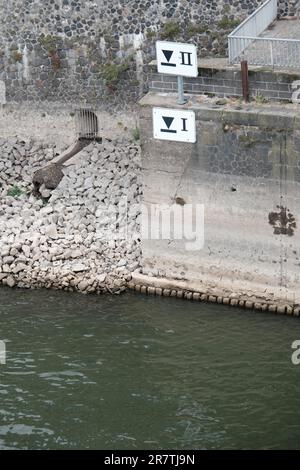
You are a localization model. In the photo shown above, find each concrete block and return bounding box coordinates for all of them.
[245,301,254,309]
[277,305,287,315]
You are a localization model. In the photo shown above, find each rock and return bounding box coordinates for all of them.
[72,264,89,273]
[77,280,89,291]
[22,245,31,257]
[12,263,27,274]
[117,259,127,267]
[84,177,94,189]
[33,163,64,194]
[45,225,58,238]
[0,136,141,295]
[2,264,11,273]
[6,276,15,288]
[97,273,107,283]
[40,185,52,199]
[1,246,10,257]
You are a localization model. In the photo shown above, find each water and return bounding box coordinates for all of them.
[0,287,300,450]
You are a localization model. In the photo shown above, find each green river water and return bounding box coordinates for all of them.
[0,287,300,450]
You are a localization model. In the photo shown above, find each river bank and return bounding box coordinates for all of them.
[0,135,141,294]
[1,103,300,316]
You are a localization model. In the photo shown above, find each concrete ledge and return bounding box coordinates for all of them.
[128,273,300,317]
[140,92,300,130]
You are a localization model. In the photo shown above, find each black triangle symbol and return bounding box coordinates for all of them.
[163,116,174,129]
[162,50,173,63]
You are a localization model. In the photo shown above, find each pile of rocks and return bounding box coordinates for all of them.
[0,136,142,294]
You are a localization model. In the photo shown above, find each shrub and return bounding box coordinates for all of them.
[132,127,140,141]
[7,185,24,198]
[161,21,181,40]
[218,17,240,30]
[11,50,22,63]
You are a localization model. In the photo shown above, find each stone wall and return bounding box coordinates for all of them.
[0,0,273,107]
[139,93,300,309]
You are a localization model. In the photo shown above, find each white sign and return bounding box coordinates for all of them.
[153,108,196,143]
[156,41,198,77]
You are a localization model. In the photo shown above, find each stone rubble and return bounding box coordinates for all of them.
[0,136,142,294]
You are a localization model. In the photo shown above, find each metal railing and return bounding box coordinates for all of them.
[229,36,300,68]
[228,0,285,66]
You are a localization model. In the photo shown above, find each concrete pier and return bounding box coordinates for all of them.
[139,93,300,309]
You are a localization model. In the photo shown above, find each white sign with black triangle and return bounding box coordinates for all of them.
[156,41,198,77]
[153,107,196,143]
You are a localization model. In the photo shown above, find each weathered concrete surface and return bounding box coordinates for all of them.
[261,19,300,40]
[0,104,137,149]
[139,93,300,306]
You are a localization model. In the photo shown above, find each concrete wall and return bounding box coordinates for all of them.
[139,93,300,307]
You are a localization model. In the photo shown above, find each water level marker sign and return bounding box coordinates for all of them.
[153,108,196,143]
[156,41,198,78]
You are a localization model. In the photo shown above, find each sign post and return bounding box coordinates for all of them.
[153,108,196,144]
[177,76,186,105]
[156,41,198,105]
[153,40,198,143]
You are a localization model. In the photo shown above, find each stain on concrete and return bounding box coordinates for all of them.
[175,197,186,206]
[268,206,297,236]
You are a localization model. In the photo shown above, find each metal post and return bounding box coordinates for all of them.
[270,41,274,68]
[241,60,249,103]
[177,76,187,105]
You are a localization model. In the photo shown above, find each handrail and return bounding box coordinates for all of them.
[228,0,277,38]
[228,0,278,65]
[233,36,300,43]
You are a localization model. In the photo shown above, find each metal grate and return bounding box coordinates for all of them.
[75,108,99,140]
